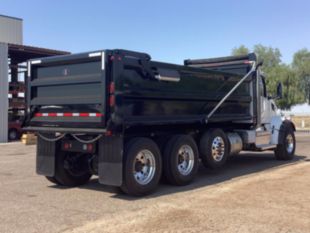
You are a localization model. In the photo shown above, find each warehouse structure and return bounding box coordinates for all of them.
[0,15,69,142]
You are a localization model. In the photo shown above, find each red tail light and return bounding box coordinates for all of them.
[87,144,93,152]
[109,82,115,94]
[109,95,115,107]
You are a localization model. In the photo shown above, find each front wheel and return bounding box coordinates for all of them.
[121,138,162,196]
[274,125,296,160]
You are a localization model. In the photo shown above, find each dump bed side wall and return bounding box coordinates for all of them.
[112,55,255,128]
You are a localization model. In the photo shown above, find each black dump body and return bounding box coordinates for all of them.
[24,50,257,134]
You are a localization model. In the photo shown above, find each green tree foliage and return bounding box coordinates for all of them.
[270,65,304,109]
[292,48,310,103]
[231,45,249,56]
[253,44,281,69]
[232,45,306,109]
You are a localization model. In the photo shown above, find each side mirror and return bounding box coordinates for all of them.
[276,82,282,99]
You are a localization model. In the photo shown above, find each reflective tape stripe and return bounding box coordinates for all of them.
[35,113,103,117]
[79,113,89,117]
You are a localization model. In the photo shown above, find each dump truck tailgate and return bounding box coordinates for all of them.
[26,51,107,131]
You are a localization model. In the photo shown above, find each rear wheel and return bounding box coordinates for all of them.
[163,135,199,185]
[45,176,61,185]
[199,129,229,169]
[54,151,92,186]
[274,125,296,160]
[121,138,162,196]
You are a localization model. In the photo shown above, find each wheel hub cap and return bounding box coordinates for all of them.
[286,134,294,154]
[133,150,156,185]
[177,145,194,176]
[211,136,225,162]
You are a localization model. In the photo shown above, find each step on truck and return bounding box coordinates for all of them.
[24,50,296,196]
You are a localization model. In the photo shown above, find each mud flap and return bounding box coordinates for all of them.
[98,136,123,186]
[36,136,56,177]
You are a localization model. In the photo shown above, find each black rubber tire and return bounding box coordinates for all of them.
[199,129,229,169]
[274,125,296,160]
[8,129,19,141]
[163,135,199,186]
[121,137,162,196]
[54,151,92,186]
[45,176,61,185]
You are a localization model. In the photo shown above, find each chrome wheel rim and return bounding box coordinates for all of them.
[133,150,156,185]
[177,145,195,176]
[212,136,225,162]
[286,134,294,154]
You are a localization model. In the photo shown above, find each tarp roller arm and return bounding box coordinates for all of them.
[205,61,257,123]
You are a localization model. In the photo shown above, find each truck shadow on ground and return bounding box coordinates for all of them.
[50,152,307,200]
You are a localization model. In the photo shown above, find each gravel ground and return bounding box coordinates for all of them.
[0,134,309,233]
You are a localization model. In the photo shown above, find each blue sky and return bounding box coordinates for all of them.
[1,0,310,64]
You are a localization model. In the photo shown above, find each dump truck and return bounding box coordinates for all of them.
[23,50,296,196]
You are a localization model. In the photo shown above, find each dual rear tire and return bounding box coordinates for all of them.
[121,136,199,196]
[199,129,229,169]
[45,151,92,187]
[121,138,162,196]
[163,135,199,186]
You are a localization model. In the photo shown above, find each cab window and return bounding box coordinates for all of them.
[259,75,267,97]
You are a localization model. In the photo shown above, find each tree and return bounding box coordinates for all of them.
[292,48,310,103]
[231,45,306,109]
[231,44,282,68]
[231,45,249,56]
[251,45,283,101]
[253,44,282,69]
[270,65,304,109]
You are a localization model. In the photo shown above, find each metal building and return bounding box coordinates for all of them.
[0,15,69,143]
[0,15,23,45]
[0,15,21,142]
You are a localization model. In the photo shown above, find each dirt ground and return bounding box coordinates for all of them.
[0,133,309,233]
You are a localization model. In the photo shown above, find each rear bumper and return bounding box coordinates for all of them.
[23,126,106,134]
